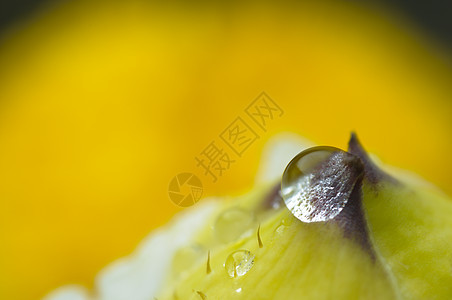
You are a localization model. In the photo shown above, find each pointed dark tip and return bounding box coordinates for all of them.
[261,183,283,210]
[348,132,396,185]
[332,175,375,260]
[348,132,365,159]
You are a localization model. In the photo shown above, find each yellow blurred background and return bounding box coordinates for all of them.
[0,0,451,299]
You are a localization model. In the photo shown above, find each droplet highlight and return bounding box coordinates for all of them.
[281,146,361,223]
[224,250,255,278]
[274,223,287,236]
[214,208,254,243]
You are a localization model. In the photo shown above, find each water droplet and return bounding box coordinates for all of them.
[235,288,242,293]
[281,146,360,223]
[281,215,294,226]
[274,223,287,235]
[224,250,255,278]
[214,208,254,243]
[171,244,204,275]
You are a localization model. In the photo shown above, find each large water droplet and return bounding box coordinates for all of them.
[214,208,254,243]
[281,146,361,223]
[224,250,255,278]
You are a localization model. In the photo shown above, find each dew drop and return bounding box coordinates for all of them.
[214,208,254,243]
[281,146,360,223]
[274,223,287,235]
[171,244,204,275]
[281,215,294,226]
[224,250,255,278]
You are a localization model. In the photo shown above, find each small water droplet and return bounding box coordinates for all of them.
[235,287,242,293]
[281,146,358,223]
[214,208,254,243]
[281,216,294,226]
[274,223,287,235]
[171,244,204,275]
[224,250,255,278]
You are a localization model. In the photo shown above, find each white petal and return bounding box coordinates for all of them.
[95,200,219,300]
[43,285,90,300]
